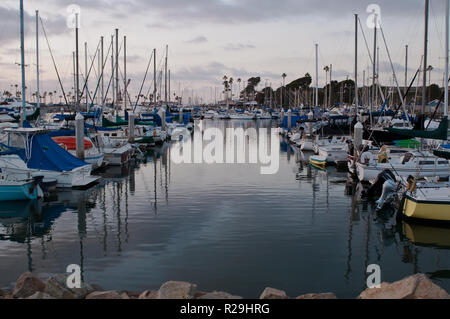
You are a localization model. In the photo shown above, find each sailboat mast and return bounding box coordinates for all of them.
[111,35,114,108]
[36,10,40,110]
[124,35,127,112]
[115,28,119,115]
[315,43,319,107]
[75,13,80,112]
[354,14,358,109]
[153,48,157,107]
[371,14,377,118]
[85,42,88,109]
[405,45,408,96]
[101,36,104,107]
[445,0,449,117]
[422,0,429,128]
[165,45,168,105]
[19,0,26,126]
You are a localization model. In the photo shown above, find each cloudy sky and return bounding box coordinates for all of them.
[0,0,448,103]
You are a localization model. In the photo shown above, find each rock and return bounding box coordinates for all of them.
[158,281,197,299]
[26,292,56,299]
[121,292,131,299]
[0,289,12,299]
[296,293,337,299]
[13,272,45,298]
[139,290,158,299]
[197,291,243,300]
[358,274,450,299]
[123,291,141,299]
[85,291,121,299]
[44,274,95,299]
[260,287,289,299]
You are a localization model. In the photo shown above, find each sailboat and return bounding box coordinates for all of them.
[396,0,450,223]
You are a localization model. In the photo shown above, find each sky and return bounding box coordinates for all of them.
[0,0,448,104]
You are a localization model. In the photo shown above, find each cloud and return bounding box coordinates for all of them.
[185,36,208,44]
[223,43,255,51]
[0,6,68,44]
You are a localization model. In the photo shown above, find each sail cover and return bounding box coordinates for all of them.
[386,117,448,140]
[19,133,88,172]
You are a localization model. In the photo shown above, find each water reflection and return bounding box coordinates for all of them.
[0,121,449,298]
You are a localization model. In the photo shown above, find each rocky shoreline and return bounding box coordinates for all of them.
[1,272,449,299]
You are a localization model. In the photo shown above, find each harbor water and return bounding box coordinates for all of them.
[0,120,449,298]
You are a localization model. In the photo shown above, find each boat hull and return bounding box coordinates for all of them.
[0,181,39,201]
[402,195,450,222]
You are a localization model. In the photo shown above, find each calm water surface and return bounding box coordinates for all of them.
[0,120,449,298]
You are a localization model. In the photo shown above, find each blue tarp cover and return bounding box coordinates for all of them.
[19,134,88,172]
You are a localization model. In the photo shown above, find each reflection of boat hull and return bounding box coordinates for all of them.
[309,155,327,169]
[403,222,450,248]
[401,194,450,222]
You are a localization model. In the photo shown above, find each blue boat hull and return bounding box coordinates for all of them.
[0,182,39,202]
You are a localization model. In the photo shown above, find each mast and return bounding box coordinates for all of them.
[85,42,88,109]
[329,64,333,108]
[19,0,26,126]
[73,52,76,105]
[405,45,408,96]
[371,13,377,122]
[115,28,119,115]
[75,13,80,112]
[36,10,40,110]
[165,45,168,105]
[445,0,449,117]
[101,36,104,107]
[315,43,319,107]
[124,35,127,112]
[111,35,114,108]
[153,48,157,107]
[422,0,429,129]
[355,14,358,109]
[169,69,171,104]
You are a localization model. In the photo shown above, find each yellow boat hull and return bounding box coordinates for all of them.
[402,195,450,222]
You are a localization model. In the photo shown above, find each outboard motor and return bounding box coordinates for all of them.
[365,169,396,198]
[375,178,399,211]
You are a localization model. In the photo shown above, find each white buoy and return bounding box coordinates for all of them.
[128,112,136,142]
[354,121,363,151]
[75,113,85,160]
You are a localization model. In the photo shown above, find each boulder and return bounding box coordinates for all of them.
[13,272,45,299]
[358,274,450,299]
[26,292,56,299]
[197,291,243,300]
[0,289,12,299]
[44,274,95,299]
[139,290,158,299]
[158,281,197,299]
[296,293,337,299]
[260,287,289,299]
[85,291,121,299]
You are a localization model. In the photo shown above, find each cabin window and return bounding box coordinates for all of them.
[419,161,434,165]
[112,133,117,137]
[438,161,449,165]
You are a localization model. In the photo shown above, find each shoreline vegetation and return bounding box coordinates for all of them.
[0,272,448,299]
